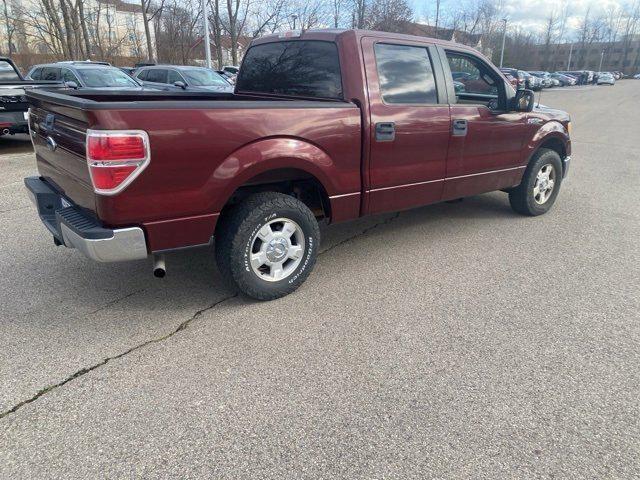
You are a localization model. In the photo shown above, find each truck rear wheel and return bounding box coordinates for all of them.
[509,148,563,216]
[215,192,320,300]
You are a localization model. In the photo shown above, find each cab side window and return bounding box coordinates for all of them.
[445,51,504,109]
[62,69,80,84]
[41,67,61,81]
[167,70,184,84]
[29,68,42,80]
[146,69,168,84]
[137,69,148,81]
[374,43,438,104]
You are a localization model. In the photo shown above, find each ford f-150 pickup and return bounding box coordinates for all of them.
[24,29,572,300]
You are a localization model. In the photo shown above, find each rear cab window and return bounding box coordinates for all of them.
[236,40,343,100]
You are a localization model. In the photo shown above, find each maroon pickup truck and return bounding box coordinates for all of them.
[25,29,571,300]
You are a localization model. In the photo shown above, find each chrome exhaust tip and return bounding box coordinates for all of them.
[153,254,166,278]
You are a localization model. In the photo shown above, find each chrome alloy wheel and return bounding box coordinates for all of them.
[250,218,305,282]
[533,163,556,205]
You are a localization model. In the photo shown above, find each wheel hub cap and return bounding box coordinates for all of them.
[533,163,556,205]
[266,238,288,262]
[249,218,305,282]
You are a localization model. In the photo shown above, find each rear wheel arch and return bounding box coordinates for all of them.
[217,167,332,230]
[210,137,340,220]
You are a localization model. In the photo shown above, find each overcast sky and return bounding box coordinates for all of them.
[414,0,628,39]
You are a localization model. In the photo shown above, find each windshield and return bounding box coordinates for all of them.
[77,68,140,87]
[182,69,228,86]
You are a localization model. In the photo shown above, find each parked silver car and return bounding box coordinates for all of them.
[134,65,234,92]
[597,72,615,85]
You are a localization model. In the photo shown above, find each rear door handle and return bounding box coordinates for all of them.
[375,122,395,142]
[452,119,468,136]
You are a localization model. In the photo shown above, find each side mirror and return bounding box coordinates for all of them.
[173,81,186,89]
[513,89,535,112]
[64,81,78,89]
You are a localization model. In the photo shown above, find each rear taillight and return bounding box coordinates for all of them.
[86,130,150,195]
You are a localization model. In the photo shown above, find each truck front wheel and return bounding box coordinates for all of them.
[215,192,320,300]
[509,148,563,216]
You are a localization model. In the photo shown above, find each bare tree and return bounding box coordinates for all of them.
[351,0,367,29]
[367,0,412,32]
[541,9,558,69]
[331,0,343,28]
[140,0,164,62]
[2,0,14,54]
[156,0,200,64]
[250,0,287,37]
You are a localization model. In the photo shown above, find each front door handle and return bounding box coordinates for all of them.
[375,122,395,142]
[452,118,468,136]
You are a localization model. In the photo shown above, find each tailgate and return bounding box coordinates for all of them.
[28,104,95,213]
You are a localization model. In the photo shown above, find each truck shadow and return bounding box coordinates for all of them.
[9,191,519,320]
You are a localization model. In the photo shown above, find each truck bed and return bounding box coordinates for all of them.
[27,89,362,251]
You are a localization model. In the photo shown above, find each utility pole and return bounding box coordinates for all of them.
[291,14,298,30]
[499,18,507,68]
[598,49,605,71]
[567,43,573,70]
[434,0,440,38]
[201,0,212,68]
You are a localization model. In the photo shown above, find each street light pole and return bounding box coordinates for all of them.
[598,49,605,72]
[201,0,212,68]
[567,43,573,70]
[291,14,298,30]
[499,18,507,68]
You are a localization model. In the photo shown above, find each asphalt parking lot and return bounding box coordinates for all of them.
[1,82,639,479]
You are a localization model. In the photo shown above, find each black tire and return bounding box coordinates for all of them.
[215,192,320,300]
[509,148,563,216]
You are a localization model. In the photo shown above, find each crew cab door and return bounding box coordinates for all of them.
[439,48,527,199]
[362,37,450,215]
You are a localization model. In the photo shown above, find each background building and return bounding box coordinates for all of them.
[525,36,640,73]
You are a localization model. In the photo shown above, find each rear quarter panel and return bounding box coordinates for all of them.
[91,104,361,250]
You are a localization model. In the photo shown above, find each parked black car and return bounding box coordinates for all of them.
[134,65,234,92]
[0,57,61,136]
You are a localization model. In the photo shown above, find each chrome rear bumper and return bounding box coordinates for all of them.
[24,176,148,262]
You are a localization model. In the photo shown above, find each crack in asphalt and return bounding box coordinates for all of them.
[87,289,147,315]
[319,212,401,256]
[1,212,399,420]
[0,292,238,420]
